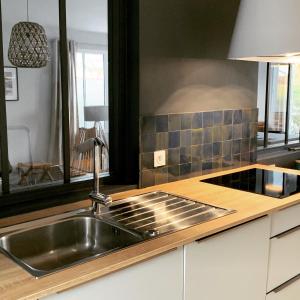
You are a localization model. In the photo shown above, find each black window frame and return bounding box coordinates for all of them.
[0,0,139,217]
[259,62,300,151]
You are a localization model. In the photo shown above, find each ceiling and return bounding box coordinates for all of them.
[1,0,108,33]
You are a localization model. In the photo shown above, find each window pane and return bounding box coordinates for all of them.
[257,63,267,149]
[289,64,300,144]
[267,64,288,147]
[2,0,64,191]
[66,0,109,181]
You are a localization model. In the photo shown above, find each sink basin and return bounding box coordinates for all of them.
[0,215,143,277]
[0,192,235,278]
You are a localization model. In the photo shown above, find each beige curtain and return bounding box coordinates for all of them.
[48,40,79,166]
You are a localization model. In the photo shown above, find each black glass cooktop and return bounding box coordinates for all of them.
[201,168,300,199]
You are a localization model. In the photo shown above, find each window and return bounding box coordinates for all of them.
[70,45,110,180]
[75,46,108,127]
[258,63,300,149]
[0,0,139,214]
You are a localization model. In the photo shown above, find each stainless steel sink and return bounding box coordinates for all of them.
[0,215,143,277]
[0,191,235,278]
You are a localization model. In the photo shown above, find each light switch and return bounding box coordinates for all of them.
[154,150,166,168]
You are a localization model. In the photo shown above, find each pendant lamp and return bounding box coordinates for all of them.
[8,0,50,68]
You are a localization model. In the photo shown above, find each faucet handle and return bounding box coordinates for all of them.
[90,192,112,214]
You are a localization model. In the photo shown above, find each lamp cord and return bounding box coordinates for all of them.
[26,0,29,21]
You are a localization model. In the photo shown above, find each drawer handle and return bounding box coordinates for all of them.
[275,225,300,239]
[273,274,300,293]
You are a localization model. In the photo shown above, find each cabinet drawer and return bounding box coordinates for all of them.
[271,203,300,237]
[266,275,300,300]
[267,226,300,292]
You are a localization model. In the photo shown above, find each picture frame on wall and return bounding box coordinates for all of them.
[4,66,19,101]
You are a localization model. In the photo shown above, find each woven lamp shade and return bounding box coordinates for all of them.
[8,22,50,68]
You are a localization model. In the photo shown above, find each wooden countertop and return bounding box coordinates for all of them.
[1,164,300,300]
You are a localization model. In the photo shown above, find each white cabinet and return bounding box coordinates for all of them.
[44,247,183,300]
[266,275,300,300]
[271,203,300,237]
[267,227,300,292]
[184,217,270,300]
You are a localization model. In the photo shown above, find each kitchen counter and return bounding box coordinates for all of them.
[1,164,300,300]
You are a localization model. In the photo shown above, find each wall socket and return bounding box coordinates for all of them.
[154,150,166,168]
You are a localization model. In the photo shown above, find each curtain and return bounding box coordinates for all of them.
[68,41,79,162]
[48,40,63,165]
[48,40,79,166]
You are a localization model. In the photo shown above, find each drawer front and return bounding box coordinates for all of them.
[271,203,300,237]
[267,226,300,292]
[266,275,300,300]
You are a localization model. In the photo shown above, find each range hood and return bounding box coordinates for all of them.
[229,0,300,63]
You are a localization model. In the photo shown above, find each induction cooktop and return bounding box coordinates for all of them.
[201,168,300,199]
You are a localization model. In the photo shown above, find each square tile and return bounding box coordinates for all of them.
[181,114,192,130]
[241,152,250,162]
[202,160,213,173]
[250,137,257,151]
[223,140,232,157]
[202,143,213,160]
[180,147,191,164]
[156,132,168,150]
[213,142,222,157]
[233,124,242,139]
[250,123,258,138]
[191,145,202,162]
[212,126,222,142]
[233,153,241,164]
[180,130,192,146]
[233,109,242,124]
[203,111,213,128]
[180,163,192,177]
[191,161,202,174]
[203,127,213,144]
[224,110,233,125]
[168,165,180,182]
[141,134,156,153]
[141,169,155,188]
[242,123,250,138]
[222,125,233,141]
[141,116,155,135]
[141,152,154,169]
[168,114,181,131]
[155,167,168,185]
[168,148,180,166]
[192,129,203,145]
[222,155,233,168]
[192,112,203,129]
[250,151,257,162]
[168,131,180,148]
[156,115,168,132]
[213,111,223,125]
[232,139,241,155]
[242,109,252,123]
[241,139,250,153]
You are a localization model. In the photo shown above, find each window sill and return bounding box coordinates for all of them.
[0,183,138,219]
[257,145,300,168]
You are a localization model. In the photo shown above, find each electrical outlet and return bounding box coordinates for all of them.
[154,150,166,168]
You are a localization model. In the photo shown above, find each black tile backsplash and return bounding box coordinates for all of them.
[140,108,258,187]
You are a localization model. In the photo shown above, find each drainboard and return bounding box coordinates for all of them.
[100,191,235,237]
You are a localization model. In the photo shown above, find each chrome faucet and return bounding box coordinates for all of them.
[75,137,112,214]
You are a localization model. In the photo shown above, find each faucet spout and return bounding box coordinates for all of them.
[75,137,112,214]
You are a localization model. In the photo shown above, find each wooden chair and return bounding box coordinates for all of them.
[71,127,98,176]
